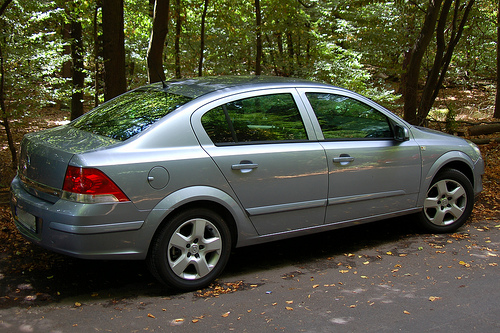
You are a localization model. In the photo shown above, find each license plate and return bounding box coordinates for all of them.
[15,207,37,233]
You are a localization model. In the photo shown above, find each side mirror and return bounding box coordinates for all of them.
[394,124,409,142]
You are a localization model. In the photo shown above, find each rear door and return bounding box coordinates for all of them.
[298,89,422,224]
[192,89,328,235]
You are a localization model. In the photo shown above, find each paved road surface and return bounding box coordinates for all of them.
[1,216,499,332]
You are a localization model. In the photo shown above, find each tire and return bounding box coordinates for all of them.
[417,168,474,233]
[147,208,232,291]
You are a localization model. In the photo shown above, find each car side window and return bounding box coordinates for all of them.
[306,93,393,139]
[202,93,308,145]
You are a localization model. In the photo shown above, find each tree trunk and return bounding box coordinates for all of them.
[469,123,500,136]
[102,0,127,101]
[198,0,209,77]
[147,0,170,83]
[0,0,15,169]
[403,0,443,125]
[174,0,182,79]
[417,0,453,121]
[495,0,500,118]
[93,3,101,107]
[61,23,72,81]
[255,0,262,75]
[70,20,84,120]
[60,22,72,110]
[418,0,475,122]
[0,43,16,169]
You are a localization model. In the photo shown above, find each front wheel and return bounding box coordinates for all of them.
[416,169,474,233]
[147,208,232,291]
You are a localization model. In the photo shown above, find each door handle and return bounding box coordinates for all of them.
[231,163,259,170]
[231,163,258,174]
[333,154,354,165]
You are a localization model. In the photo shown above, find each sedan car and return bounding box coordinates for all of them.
[10,76,484,290]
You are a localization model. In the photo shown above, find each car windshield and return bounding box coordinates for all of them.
[70,88,193,141]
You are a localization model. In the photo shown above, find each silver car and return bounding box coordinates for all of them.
[10,76,484,290]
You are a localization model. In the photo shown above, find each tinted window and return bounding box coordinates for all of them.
[202,94,307,144]
[71,89,192,141]
[306,93,392,139]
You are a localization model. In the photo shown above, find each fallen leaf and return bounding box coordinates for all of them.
[221,312,230,318]
[286,300,293,304]
[404,310,410,315]
[285,307,293,311]
[148,313,155,319]
[192,319,199,323]
[459,261,471,268]
[74,302,81,307]
[312,284,319,288]
[429,296,441,302]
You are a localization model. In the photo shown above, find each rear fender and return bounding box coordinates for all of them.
[141,186,257,248]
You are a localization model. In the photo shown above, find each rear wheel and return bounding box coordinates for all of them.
[417,169,474,233]
[148,208,231,290]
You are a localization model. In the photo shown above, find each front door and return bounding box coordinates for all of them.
[302,91,421,224]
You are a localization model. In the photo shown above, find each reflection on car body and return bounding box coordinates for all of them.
[10,76,484,290]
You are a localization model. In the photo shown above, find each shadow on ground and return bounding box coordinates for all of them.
[0,214,419,309]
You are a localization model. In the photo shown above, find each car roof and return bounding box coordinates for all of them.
[142,75,334,99]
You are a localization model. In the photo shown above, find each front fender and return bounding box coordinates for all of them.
[417,150,475,206]
[140,186,258,250]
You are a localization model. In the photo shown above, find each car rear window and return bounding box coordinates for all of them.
[70,89,192,141]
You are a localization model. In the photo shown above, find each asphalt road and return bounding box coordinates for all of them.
[1,216,499,332]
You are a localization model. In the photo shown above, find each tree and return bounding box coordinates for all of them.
[0,0,14,169]
[198,0,209,76]
[102,0,127,100]
[255,0,262,75]
[403,0,443,125]
[147,0,169,83]
[174,0,182,78]
[495,0,500,118]
[403,0,474,125]
[70,19,84,120]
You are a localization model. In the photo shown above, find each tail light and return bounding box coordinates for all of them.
[62,166,130,203]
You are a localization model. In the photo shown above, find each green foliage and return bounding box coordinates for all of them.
[1,1,68,118]
[0,0,495,123]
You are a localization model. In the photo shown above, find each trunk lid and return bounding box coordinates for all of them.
[18,125,119,202]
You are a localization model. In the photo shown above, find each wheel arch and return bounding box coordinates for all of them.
[418,151,475,206]
[161,200,239,249]
[143,186,257,257]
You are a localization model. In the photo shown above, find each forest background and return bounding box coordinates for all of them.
[0,0,500,189]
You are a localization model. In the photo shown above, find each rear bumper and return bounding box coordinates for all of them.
[10,176,151,260]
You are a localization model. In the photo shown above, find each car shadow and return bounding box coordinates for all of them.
[0,216,419,309]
